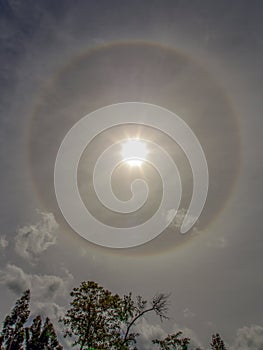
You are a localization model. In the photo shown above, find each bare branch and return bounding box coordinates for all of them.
[151,293,170,321]
[121,293,170,347]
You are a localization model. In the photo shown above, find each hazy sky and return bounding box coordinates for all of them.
[0,1,263,349]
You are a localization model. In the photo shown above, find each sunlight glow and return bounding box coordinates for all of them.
[121,139,148,167]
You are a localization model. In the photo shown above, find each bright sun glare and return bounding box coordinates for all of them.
[121,139,148,167]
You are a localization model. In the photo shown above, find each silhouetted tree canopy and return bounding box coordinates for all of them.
[0,290,30,350]
[210,333,227,350]
[61,281,170,350]
[0,282,229,350]
[25,315,62,350]
[152,331,190,350]
[0,290,61,350]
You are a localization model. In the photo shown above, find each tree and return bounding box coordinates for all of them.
[0,290,30,350]
[210,334,227,350]
[0,284,229,350]
[25,315,62,350]
[0,290,62,350]
[120,293,170,349]
[61,281,125,349]
[61,281,170,350]
[152,332,190,350]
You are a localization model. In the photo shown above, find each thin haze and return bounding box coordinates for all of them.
[0,1,263,349]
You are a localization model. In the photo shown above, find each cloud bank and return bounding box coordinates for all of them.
[0,263,72,299]
[231,325,263,350]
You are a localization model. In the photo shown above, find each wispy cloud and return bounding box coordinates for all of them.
[14,211,58,263]
[183,307,196,319]
[206,236,227,249]
[165,208,200,233]
[0,235,8,250]
[231,325,263,350]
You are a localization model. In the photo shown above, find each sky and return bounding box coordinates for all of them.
[0,0,263,349]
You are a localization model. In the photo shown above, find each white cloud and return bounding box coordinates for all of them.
[231,325,263,350]
[14,211,59,262]
[171,323,203,349]
[0,235,8,250]
[32,301,66,322]
[165,208,199,233]
[166,208,184,229]
[183,307,196,319]
[135,318,203,350]
[135,317,167,350]
[206,236,227,249]
[30,301,69,349]
[0,263,73,349]
[0,264,73,301]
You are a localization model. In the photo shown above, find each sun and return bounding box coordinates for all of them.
[121,139,148,167]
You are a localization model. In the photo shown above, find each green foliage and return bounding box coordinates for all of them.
[0,290,62,350]
[210,334,227,350]
[120,293,170,350]
[25,315,62,350]
[152,332,190,350]
[61,281,127,349]
[0,283,229,350]
[61,281,170,350]
[0,290,30,350]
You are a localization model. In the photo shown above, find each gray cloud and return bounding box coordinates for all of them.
[0,264,29,295]
[135,317,167,350]
[231,325,263,350]
[0,263,72,349]
[14,211,58,262]
[0,261,74,349]
[171,323,203,349]
[31,301,65,322]
[0,235,8,250]
[0,264,73,301]
[136,318,203,350]
[135,320,263,350]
